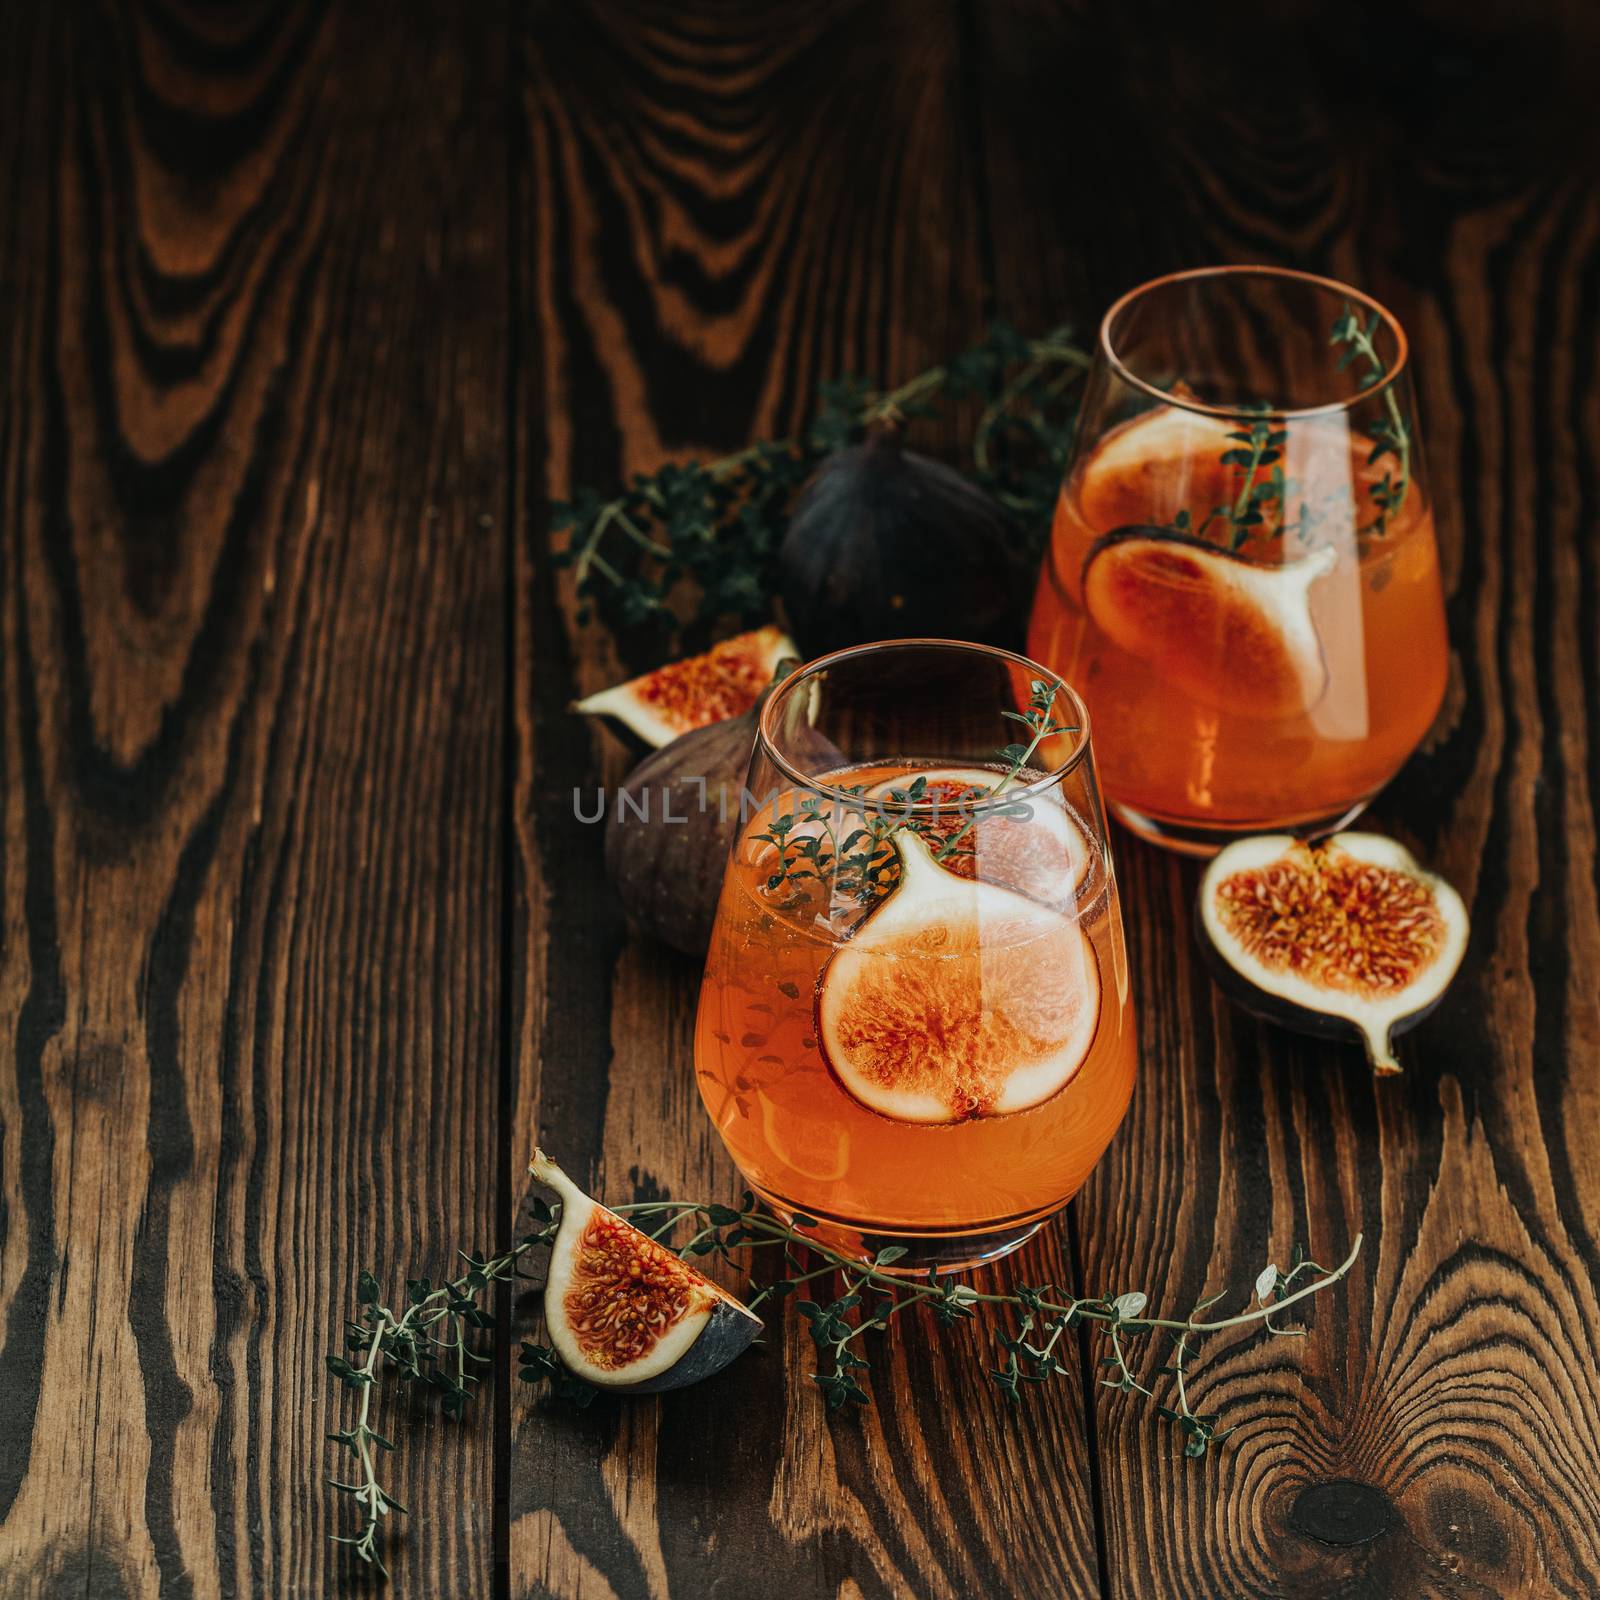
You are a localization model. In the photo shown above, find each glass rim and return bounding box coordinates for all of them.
[1100,264,1411,421]
[756,637,1094,814]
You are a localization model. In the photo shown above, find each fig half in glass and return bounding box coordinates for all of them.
[693,640,1136,1273]
[1027,265,1449,856]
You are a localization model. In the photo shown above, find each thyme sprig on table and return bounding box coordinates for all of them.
[548,322,1091,642]
[324,1222,555,1578]
[535,1198,1363,1450]
[329,1192,1360,1580]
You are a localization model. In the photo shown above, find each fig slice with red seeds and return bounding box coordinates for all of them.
[573,624,797,748]
[529,1152,761,1391]
[1083,529,1336,721]
[817,829,1101,1124]
[1198,832,1468,1075]
[861,766,1092,908]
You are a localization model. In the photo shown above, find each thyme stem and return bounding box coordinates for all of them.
[619,1204,1363,1337]
[931,688,1058,862]
[1331,303,1413,536]
[1226,418,1273,547]
[327,1235,545,1578]
[334,1321,396,1577]
[610,1199,1361,1437]
[572,501,669,588]
[332,1184,1362,1580]
[973,339,1092,474]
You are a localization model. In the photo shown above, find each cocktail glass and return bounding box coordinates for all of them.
[1027,265,1448,855]
[694,639,1136,1272]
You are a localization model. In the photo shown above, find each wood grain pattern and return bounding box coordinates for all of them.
[4,1,1599,1595]
[0,3,509,1594]
[978,2,1600,1594]
[508,3,1101,1597]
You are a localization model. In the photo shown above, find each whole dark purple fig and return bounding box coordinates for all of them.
[778,432,1027,655]
[604,702,762,958]
[604,662,843,955]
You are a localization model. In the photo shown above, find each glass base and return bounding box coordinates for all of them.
[1109,797,1373,858]
[757,1190,1052,1275]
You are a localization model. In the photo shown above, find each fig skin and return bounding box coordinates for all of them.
[606,666,845,957]
[604,703,761,958]
[778,432,1028,655]
[1195,910,1452,1062]
[529,1151,762,1393]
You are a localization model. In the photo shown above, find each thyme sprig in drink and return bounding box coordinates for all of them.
[693,642,1136,1272]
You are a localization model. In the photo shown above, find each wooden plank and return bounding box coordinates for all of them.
[0,4,509,1594]
[509,2,1102,1595]
[975,3,1600,1595]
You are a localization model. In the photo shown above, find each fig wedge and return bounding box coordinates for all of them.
[1198,832,1468,1074]
[1083,528,1336,720]
[529,1152,761,1391]
[573,624,796,749]
[817,829,1100,1123]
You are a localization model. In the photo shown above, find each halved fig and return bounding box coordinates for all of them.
[573,624,797,748]
[1083,529,1336,720]
[861,767,1091,907]
[817,829,1101,1123]
[1198,832,1469,1075]
[529,1152,762,1391]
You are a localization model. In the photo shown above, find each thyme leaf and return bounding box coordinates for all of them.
[756,680,1076,921]
[1162,304,1415,554]
[1330,300,1413,537]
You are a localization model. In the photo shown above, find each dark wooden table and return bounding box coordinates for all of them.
[4,2,1599,1596]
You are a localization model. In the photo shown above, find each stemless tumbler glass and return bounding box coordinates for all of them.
[693,640,1136,1272]
[1027,265,1449,855]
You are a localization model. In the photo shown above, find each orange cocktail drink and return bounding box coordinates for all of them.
[1028,267,1448,855]
[694,642,1136,1271]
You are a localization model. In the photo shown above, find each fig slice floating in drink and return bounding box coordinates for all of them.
[573,624,797,748]
[1082,529,1337,720]
[1075,406,1236,534]
[1198,832,1468,1075]
[529,1151,762,1391]
[817,829,1101,1123]
[861,767,1092,907]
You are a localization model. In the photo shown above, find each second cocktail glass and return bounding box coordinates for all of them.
[694,640,1136,1272]
[1028,265,1449,855]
